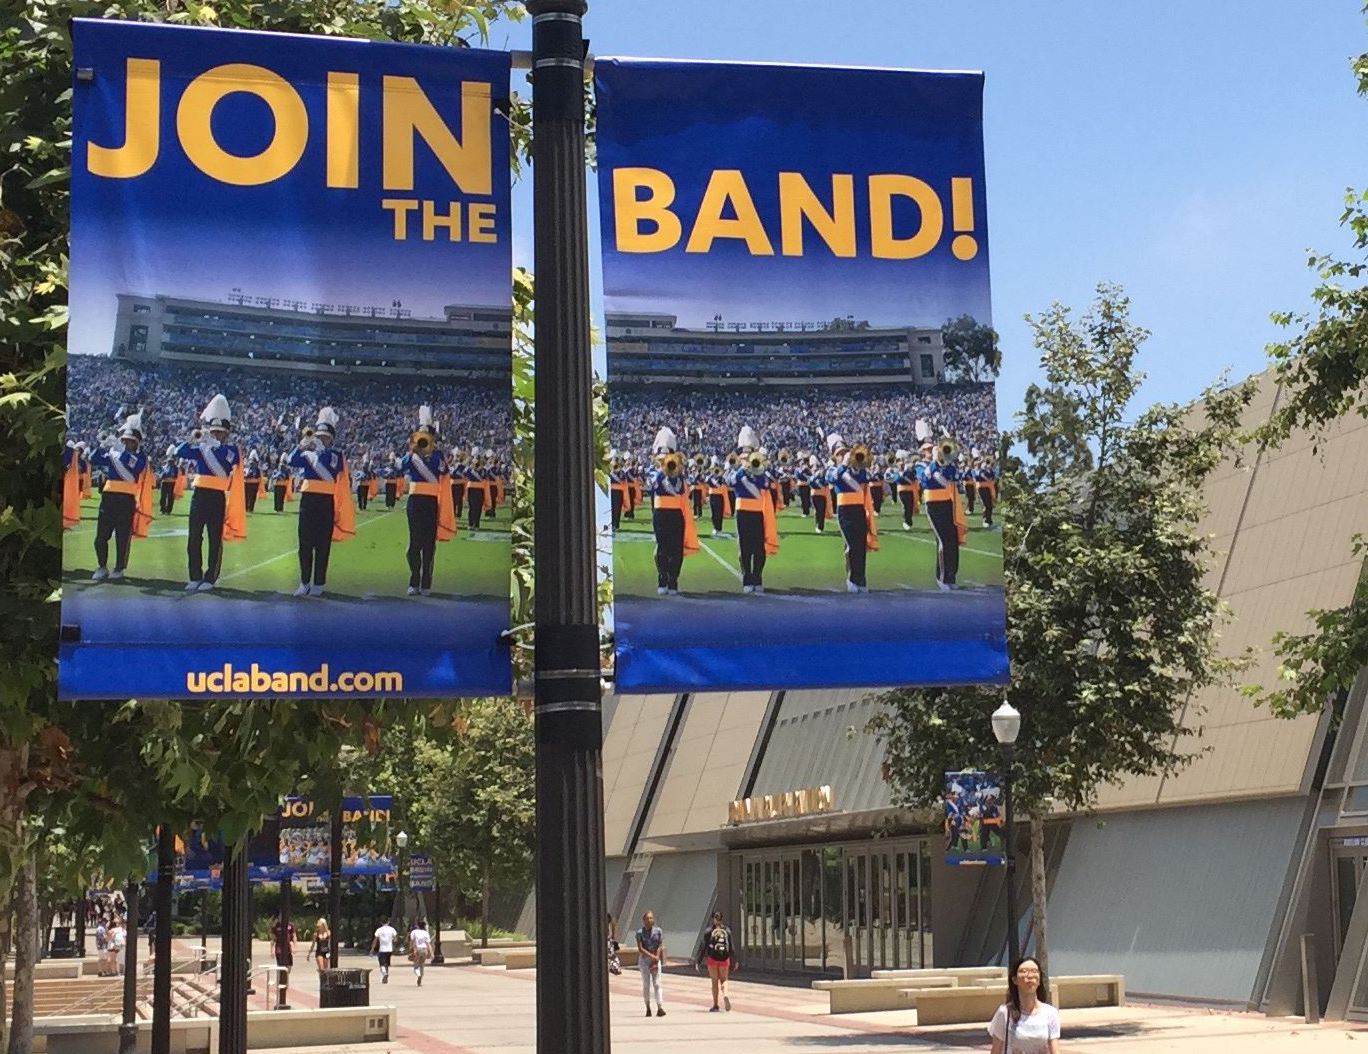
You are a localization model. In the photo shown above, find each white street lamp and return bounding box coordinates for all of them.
[990,699,1021,968]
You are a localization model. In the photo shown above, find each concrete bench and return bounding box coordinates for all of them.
[4,960,84,981]
[503,948,537,970]
[246,1005,396,1049]
[1054,974,1124,1009]
[471,948,507,966]
[440,930,471,960]
[870,966,1006,982]
[617,947,639,968]
[40,1014,215,1054]
[813,975,961,1013]
[912,984,1006,1025]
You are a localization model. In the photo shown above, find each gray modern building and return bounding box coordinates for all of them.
[579,373,1368,1016]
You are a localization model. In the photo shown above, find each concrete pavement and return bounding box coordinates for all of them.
[241,943,1368,1053]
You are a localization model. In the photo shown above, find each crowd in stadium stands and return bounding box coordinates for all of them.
[67,355,511,468]
[609,384,999,458]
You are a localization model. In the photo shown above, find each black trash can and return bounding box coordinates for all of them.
[320,967,371,1008]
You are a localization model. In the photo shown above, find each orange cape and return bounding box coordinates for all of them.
[62,458,82,529]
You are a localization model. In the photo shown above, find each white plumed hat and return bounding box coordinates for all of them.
[825,432,847,455]
[736,425,760,452]
[416,404,438,436]
[117,411,143,442]
[315,406,339,437]
[653,427,677,454]
[201,394,232,429]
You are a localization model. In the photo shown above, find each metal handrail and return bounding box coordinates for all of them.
[45,957,214,1019]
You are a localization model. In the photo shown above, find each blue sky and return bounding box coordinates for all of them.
[501,1,1368,423]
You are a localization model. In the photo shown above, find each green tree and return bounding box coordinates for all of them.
[940,313,1002,383]
[869,284,1254,979]
[1251,15,1368,721]
[411,698,534,947]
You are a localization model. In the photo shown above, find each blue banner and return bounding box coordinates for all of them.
[62,20,513,699]
[943,770,1005,866]
[595,59,1009,692]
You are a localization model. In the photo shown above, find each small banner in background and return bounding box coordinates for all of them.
[62,20,513,699]
[595,58,1008,692]
[943,770,1005,866]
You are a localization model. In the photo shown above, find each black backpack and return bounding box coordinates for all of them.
[707,925,730,959]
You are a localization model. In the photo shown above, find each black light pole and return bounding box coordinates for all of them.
[118,881,139,1054]
[395,830,409,935]
[528,3,609,1052]
[219,843,249,1054]
[152,825,175,1054]
[432,880,444,965]
[992,700,1022,970]
[329,804,343,968]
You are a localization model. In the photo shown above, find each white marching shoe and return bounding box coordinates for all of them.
[420,588,432,597]
[185,580,202,592]
[742,585,754,594]
[109,569,125,581]
[657,586,669,595]
[309,585,325,597]
[406,586,419,596]
[846,581,860,593]
[902,522,912,531]
[91,568,109,582]
[754,585,765,595]
[293,584,311,597]
[197,580,215,592]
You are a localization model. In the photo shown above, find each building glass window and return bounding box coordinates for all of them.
[920,353,935,378]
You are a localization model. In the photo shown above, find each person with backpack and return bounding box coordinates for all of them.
[696,910,737,1012]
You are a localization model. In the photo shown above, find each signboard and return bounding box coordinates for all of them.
[943,770,1004,866]
[62,19,513,699]
[408,853,435,893]
[728,785,834,825]
[595,59,1007,692]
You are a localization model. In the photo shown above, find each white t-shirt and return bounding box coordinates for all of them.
[988,1002,1060,1054]
[374,925,397,953]
[410,928,431,953]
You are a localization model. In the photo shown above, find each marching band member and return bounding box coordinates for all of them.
[382,460,400,508]
[731,426,780,594]
[627,462,643,520]
[690,456,706,519]
[870,460,886,514]
[448,447,468,522]
[977,458,998,529]
[795,452,813,517]
[157,447,180,516]
[62,441,84,530]
[244,451,263,514]
[893,449,920,531]
[465,451,491,530]
[808,454,830,534]
[88,413,153,581]
[963,455,977,515]
[609,452,629,532]
[648,427,697,594]
[706,456,731,537]
[176,394,246,592]
[917,439,966,590]
[825,433,878,593]
[288,407,356,597]
[354,459,371,512]
[271,456,290,512]
[78,442,93,501]
[400,406,456,596]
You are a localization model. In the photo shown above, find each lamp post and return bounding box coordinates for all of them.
[991,700,1022,970]
[395,831,409,934]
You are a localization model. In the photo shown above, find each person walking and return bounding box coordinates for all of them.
[636,910,666,1017]
[94,915,110,976]
[372,918,398,984]
[696,910,737,1012]
[408,918,433,986]
[109,917,127,976]
[988,956,1061,1054]
[311,919,331,973]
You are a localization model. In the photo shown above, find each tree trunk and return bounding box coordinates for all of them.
[7,857,37,1054]
[0,880,12,1053]
[1029,813,1050,985]
[480,862,491,949]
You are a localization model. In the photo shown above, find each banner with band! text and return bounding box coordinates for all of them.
[595,59,1008,692]
[62,20,513,699]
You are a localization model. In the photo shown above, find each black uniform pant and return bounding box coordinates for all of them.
[357,484,369,510]
[407,494,438,590]
[981,488,995,527]
[965,485,976,514]
[385,482,398,509]
[187,489,226,584]
[798,484,811,516]
[781,479,794,506]
[709,494,725,533]
[900,491,917,528]
[274,484,287,513]
[452,482,466,521]
[691,488,703,517]
[159,481,176,515]
[467,487,484,530]
[95,492,135,572]
[487,488,498,519]
[736,510,767,587]
[623,492,635,520]
[611,488,623,531]
[653,507,684,591]
[837,504,868,588]
[812,493,829,531]
[872,485,885,514]
[245,479,260,513]
[927,499,959,585]
[298,492,334,587]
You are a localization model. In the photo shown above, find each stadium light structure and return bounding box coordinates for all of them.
[992,699,1021,969]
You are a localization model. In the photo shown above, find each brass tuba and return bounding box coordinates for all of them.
[938,438,958,463]
[726,451,740,469]
[659,451,684,478]
[745,449,768,473]
[849,444,871,470]
[778,448,792,466]
[410,429,434,454]
[693,452,707,469]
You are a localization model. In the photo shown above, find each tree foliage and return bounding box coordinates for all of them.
[1250,17,1368,720]
[940,313,1002,383]
[869,284,1254,969]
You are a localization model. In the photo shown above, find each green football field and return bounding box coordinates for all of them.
[63,494,511,600]
[613,499,1003,597]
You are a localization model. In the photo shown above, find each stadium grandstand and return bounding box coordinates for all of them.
[70,292,512,468]
[110,292,511,379]
[606,312,945,388]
